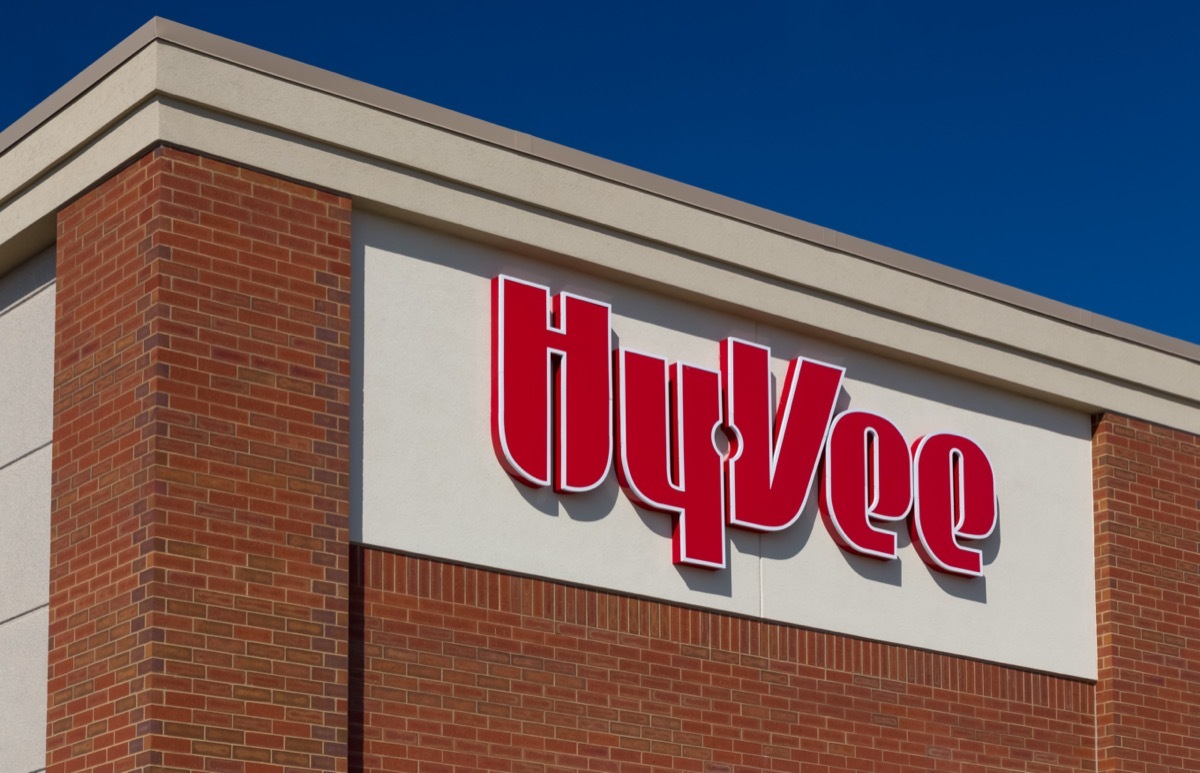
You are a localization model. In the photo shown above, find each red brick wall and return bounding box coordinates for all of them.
[49,146,352,771]
[1093,413,1200,772]
[43,147,1200,773]
[352,547,1095,772]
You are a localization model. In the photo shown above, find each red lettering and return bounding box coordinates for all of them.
[819,411,913,559]
[491,275,611,492]
[722,338,843,531]
[615,349,726,568]
[909,434,998,576]
[490,274,1000,578]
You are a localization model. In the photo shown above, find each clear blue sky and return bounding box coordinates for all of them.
[4,2,1198,344]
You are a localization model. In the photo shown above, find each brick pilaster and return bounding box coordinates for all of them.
[1094,413,1200,772]
[48,146,352,771]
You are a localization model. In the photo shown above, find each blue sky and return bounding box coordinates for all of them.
[3,1,1198,344]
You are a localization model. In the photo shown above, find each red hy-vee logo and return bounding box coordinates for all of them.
[491,275,998,578]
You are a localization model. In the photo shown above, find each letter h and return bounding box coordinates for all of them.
[491,275,612,492]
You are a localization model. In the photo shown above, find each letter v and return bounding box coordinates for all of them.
[722,338,844,531]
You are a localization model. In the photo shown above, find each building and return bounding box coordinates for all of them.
[1,17,1198,773]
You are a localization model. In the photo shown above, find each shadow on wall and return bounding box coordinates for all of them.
[0,246,54,315]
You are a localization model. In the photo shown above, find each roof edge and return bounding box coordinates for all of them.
[0,17,162,156]
[3,17,1198,366]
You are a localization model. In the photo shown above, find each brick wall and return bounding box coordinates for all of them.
[351,547,1095,772]
[49,146,352,771]
[1093,413,1200,772]
[42,146,1200,773]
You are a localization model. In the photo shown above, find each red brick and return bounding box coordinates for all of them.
[352,547,1095,772]
[45,149,1200,773]
[48,146,351,772]
[1094,413,1200,772]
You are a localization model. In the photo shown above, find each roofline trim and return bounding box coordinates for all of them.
[2,17,1197,365]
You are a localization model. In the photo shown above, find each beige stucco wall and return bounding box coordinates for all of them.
[354,212,1096,679]
[0,247,55,773]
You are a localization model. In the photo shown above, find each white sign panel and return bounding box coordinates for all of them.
[354,212,1096,679]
